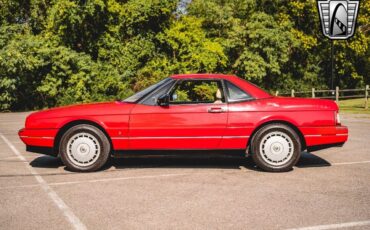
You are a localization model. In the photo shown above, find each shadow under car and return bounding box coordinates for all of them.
[28,150,331,172]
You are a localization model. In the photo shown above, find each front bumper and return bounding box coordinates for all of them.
[301,125,348,149]
[18,128,57,148]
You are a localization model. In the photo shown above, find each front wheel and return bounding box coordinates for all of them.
[251,124,301,172]
[59,124,111,172]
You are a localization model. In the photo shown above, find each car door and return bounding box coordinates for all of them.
[128,79,228,150]
[219,80,255,149]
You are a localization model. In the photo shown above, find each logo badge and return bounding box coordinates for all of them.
[317,0,360,39]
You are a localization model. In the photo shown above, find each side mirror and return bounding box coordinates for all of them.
[157,94,170,106]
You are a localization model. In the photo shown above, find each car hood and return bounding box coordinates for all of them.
[26,101,134,121]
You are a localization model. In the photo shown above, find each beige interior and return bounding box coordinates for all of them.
[214,89,223,104]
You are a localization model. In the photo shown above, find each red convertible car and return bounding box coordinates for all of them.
[19,74,348,172]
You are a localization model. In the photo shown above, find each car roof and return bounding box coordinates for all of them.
[170,73,271,99]
[171,73,237,80]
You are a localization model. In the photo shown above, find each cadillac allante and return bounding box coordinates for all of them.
[19,74,348,172]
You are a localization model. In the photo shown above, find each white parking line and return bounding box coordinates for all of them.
[0,133,87,230]
[288,219,370,230]
[298,160,370,168]
[0,172,203,190]
[332,160,370,166]
[1,158,370,191]
[49,173,194,186]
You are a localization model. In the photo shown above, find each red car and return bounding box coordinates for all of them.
[19,74,348,172]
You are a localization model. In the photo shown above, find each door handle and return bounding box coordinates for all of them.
[208,107,225,113]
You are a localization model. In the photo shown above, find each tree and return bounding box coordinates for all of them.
[0,30,129,110]
[0,0,369,111]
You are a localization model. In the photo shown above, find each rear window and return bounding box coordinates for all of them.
[225,81,253,102]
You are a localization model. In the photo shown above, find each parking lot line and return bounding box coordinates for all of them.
[288,219,370,230]
[0,133,87,230]
[1,157,370,191]
[332,160,370,166]
[48,172,195,186]
[298,159,370,168]
[0,172,208,190]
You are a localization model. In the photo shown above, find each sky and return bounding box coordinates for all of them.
[177,0,192,15]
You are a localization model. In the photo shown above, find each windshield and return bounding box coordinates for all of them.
[123,78,171,103]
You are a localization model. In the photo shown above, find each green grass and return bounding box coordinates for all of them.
[338,98,370,114]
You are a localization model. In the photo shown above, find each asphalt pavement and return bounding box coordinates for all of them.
[0,112,369,230]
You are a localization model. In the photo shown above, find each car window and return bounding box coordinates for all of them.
[225,81,252,102]
[169,80,225,104]
[123,78,171,103]
[140,80,176,105]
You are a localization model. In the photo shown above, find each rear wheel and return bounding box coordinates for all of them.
[251,124,301,172]
[59,124,110,172]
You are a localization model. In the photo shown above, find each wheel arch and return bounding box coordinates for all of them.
[247,120,306,152]
[54,119,113,155]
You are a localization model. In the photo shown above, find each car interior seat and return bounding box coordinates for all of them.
[214,89,223,104]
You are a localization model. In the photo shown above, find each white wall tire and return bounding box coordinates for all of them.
[251,124,301,172]
[59,124,110,172]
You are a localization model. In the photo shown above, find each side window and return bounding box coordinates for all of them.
[140,80,175,105]
[170,80,225,104]
[225,81,252,102]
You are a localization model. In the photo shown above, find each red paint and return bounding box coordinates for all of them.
[18,74,348,153]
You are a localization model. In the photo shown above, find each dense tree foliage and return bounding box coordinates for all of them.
[0,0,369,111]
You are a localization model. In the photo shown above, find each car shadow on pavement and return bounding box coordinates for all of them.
[30,155,64,168]
[109,150,331,171]
[295,151,331,168]
[111,156,257,171]
[29,151,260,172]
[28,150,331,172]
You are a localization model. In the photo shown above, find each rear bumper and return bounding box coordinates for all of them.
[307,142,345,152]
[18,128,57,148]
[301,125,348,149]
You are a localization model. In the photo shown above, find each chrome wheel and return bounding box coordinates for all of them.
[66,132,101,167]
[259,131,294,166]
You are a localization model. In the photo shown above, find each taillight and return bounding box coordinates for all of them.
[335,111,341,125]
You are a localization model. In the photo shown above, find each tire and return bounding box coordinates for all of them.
[59,124,111,172]
[251,123,301,172]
